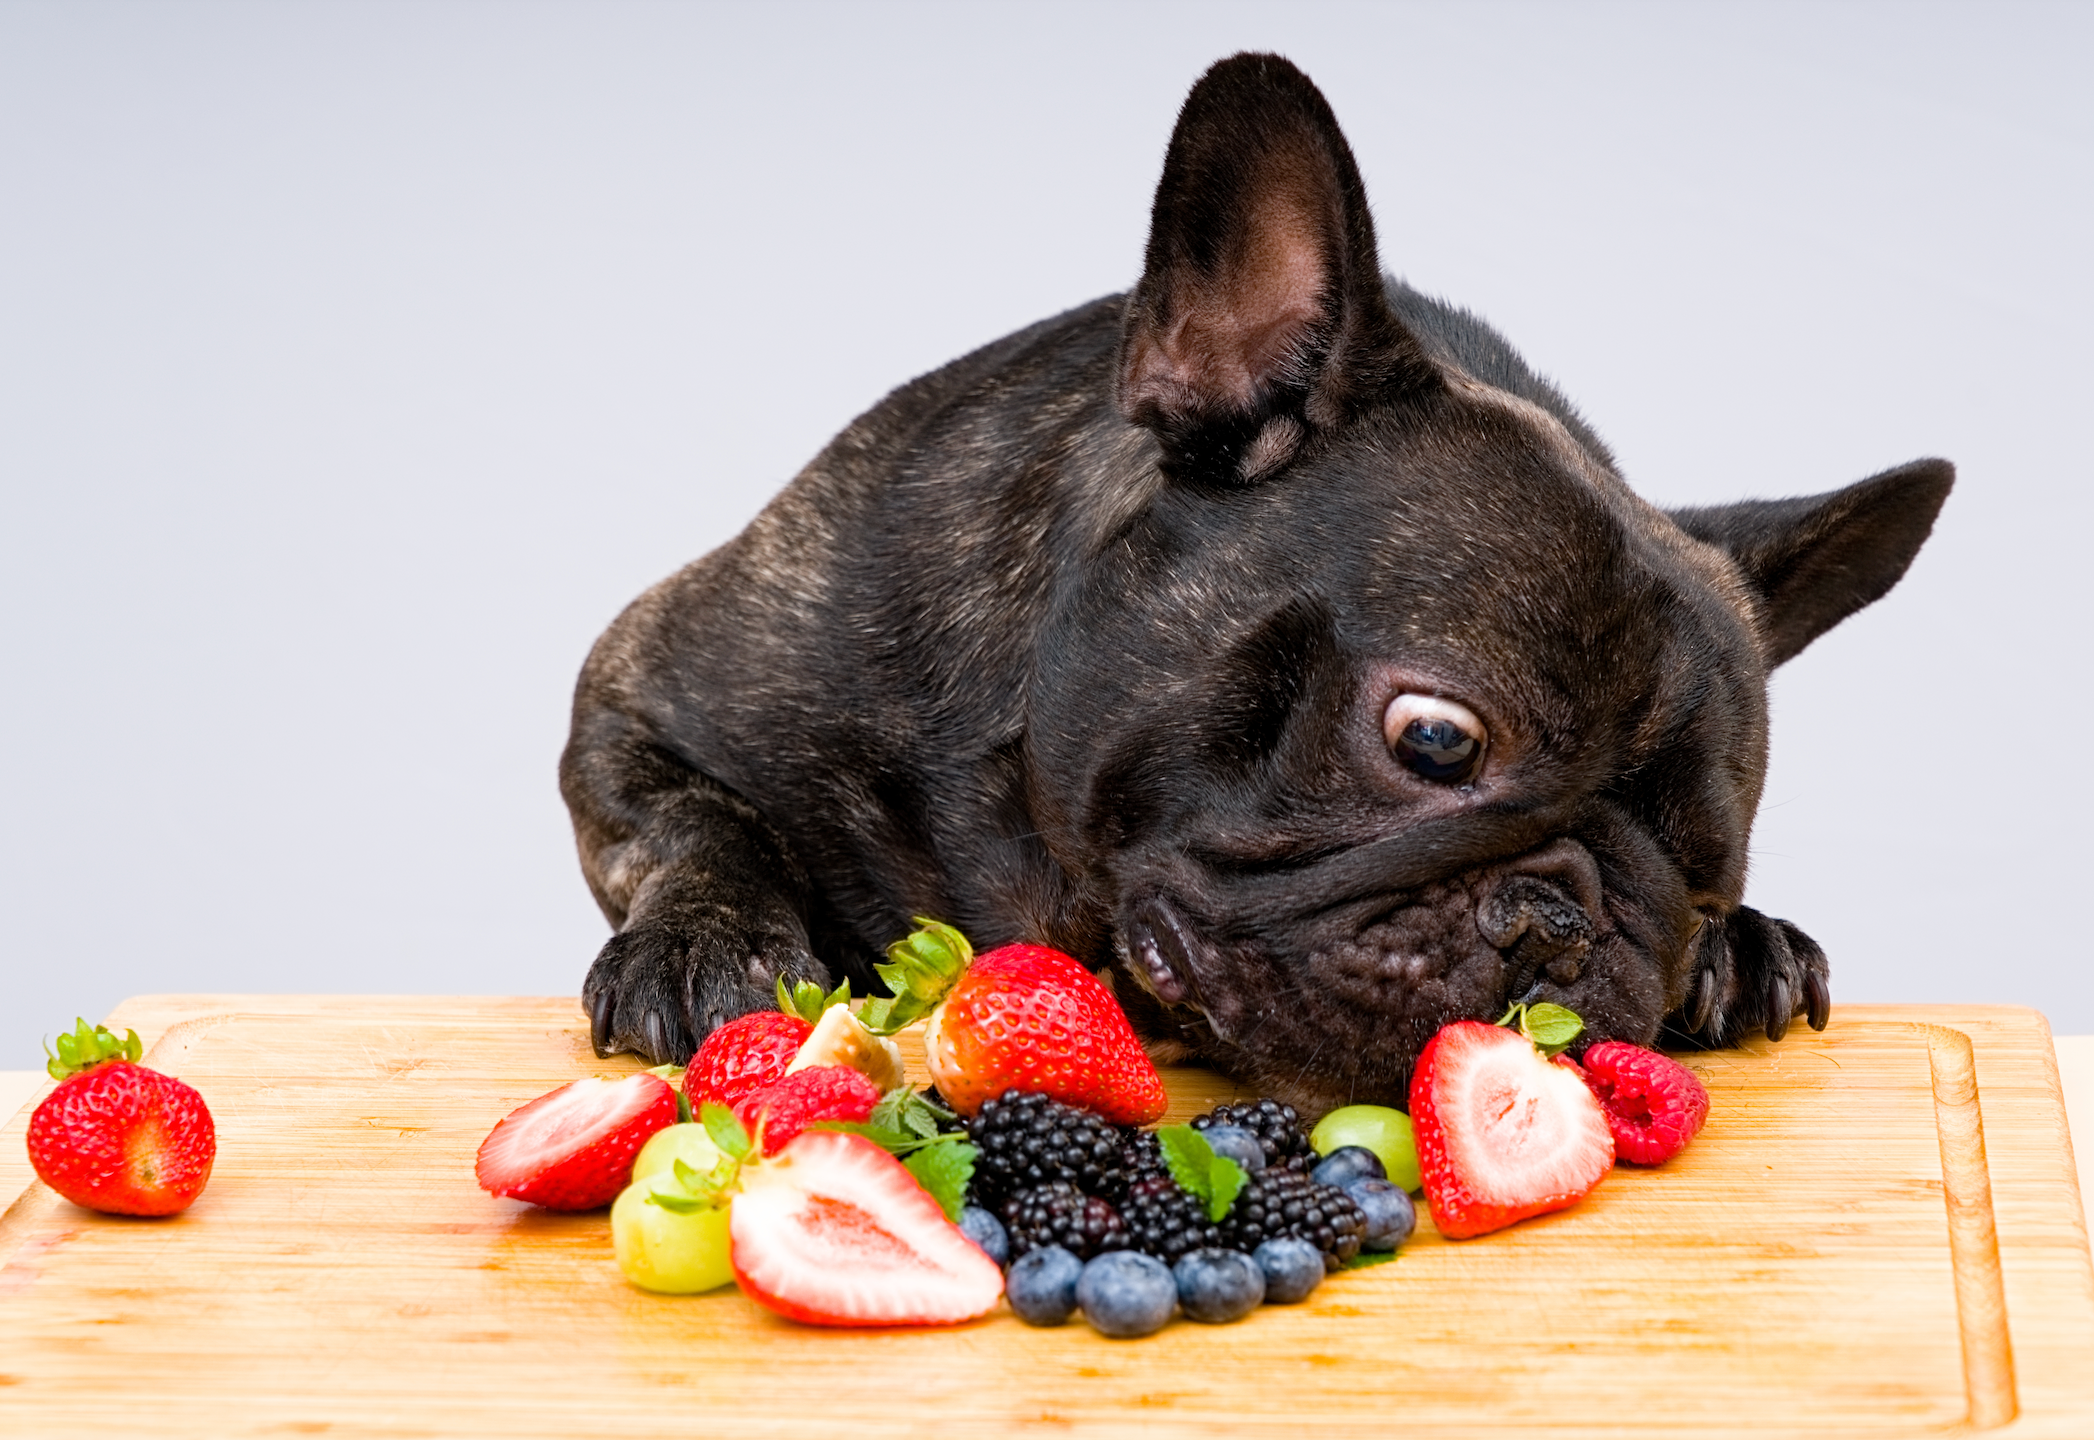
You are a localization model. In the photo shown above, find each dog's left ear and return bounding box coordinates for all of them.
[1669,458,1954,667]
[1117,53,1437,486]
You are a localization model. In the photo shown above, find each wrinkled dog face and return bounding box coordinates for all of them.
[564,54,1951,1117]
[1016,58,1948,1112]
[1030,401,1771,1113]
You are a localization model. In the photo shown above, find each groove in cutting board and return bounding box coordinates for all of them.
[1925,1023,2017,1429]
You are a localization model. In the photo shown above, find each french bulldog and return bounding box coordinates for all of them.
[561,53,1950,1116]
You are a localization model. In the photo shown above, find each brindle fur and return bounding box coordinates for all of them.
[560,54,1950,1115]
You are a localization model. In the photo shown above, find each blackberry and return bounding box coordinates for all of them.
[1002,1182,1130,1261]
[1119,1173,1223,1264]
[968,1091,1132,1206]
[1216,1169,1367,1271]
[1121,1128,1165,1180]
[1192,1099,1316,1174]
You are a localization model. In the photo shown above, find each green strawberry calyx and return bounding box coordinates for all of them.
[856,918,974,1036]
[1496,1001,1585,1059]
[44,1018,143,1082]
[776,974,853,1025]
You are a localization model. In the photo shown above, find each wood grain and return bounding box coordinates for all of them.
[1,997,2090,1437]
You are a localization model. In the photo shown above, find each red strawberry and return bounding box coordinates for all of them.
[729,1128,1003,1326]
[1411,1018,1614,1239]
[1571,1040,1710,1165]
[683,976,852,1113]
[735,1064,881,1155]
[476,1071,677,1210]
[27,1018,216,1217]
[861,919,1167,1124]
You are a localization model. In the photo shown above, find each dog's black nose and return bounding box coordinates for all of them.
[1477,838,1604,995]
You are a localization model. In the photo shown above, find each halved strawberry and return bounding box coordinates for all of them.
[684,976,851,1113]
[1572,1040,1710,1165]
[861,919,1167,1124]
[1411,1019,1614,1239]
[476,1072,678,1210]
[729,1128,1004,1326]
[734,1064,881,1155]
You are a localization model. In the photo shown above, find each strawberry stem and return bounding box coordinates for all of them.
[43,1018,141,1082]
[857,918,974,1035]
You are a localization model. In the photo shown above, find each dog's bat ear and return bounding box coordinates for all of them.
[1117,53,1438,486]
[1669,458,1954,667]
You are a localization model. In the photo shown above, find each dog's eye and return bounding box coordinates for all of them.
[1383,694,1485,783]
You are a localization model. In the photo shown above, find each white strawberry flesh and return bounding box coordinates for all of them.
[730,1130,1003,1326]
[474,1072,675,1208]
[1437,1026,1613,1204]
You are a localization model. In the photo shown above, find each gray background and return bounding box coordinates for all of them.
[3,1,2088,1068]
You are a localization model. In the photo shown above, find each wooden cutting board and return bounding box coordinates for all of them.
[1,997,2090,1437]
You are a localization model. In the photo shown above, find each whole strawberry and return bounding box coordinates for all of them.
[735,1064,881,1155]
[1566,1040,1710,1165]
[860,919,1168,1124]
[27,1018,217,1217]
[684,976,852,1113]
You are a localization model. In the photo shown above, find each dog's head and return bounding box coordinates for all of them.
[1023,55,1949,1113]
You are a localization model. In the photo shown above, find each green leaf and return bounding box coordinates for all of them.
[869,1085,954,1142]
[1340,1248,1403,1270]
[1523,1003,1584,1056]
[1501,1002,1585,1058]
[858,919,974,1035]
[776,974,853,1024]
[1156,1125,1248,1223]
[700,1101,752,1161]
[903,1141,977,1222]
[646,1190,713,1215]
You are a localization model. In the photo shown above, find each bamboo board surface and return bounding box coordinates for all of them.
[1,997,2090,1438]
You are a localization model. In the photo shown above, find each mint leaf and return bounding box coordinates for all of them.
[1340,1248,1402,1270]
[1497,1002,1585,1057]
[1522,1002,1583,1051]
[1204,1152,1247,1222]
[700,1101,752,1161]
[868,1085,952,1141]
[807,1120,920,1151]
[1156,1125,1248,1223]
[903,1140,977,1222]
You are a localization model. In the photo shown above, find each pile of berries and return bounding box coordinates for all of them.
[957,1088,1413,1337]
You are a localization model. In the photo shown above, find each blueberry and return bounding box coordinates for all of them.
[1199,1124,1266,1173]
[1346,1179,1416,1250]
[1253,1237,1325,1304]
[1075,1250,1178,1338]
[1311,1144,1386,1190]
[1173,1247,1265,1323]
[959,1204,1010,1267]
[1005,1245,1084,1326]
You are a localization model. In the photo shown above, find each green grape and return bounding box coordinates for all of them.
[630,1122,723,1184]
[1310,1104,1420,1193]
[611,1173,734,1294]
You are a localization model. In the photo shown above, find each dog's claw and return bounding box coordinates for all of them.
[1765,975,1793,1043]
[1688,968,1716,1033]
[588,985,617,1057]
[1804,969,1831,1031]
[640,1009,675,1066]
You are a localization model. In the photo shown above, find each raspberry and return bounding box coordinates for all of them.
[1572,1041,1709,1165]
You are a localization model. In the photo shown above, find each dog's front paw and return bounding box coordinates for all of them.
[582,900,829,1065]
[1670,906,1829,1048]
